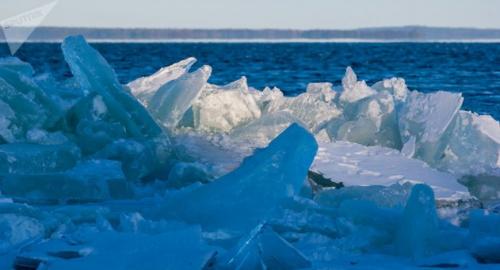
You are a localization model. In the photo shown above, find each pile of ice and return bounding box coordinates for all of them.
[0,35,499,269]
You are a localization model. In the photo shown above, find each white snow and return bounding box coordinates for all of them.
[312,140,470,200]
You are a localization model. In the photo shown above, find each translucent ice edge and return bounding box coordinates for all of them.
[138,53,498,202]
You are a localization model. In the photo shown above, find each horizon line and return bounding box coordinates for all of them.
[17,25,500,31]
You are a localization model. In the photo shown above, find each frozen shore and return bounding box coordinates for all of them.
[0,35,499,269]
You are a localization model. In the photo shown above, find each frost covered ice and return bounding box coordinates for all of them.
[0,35,499,269]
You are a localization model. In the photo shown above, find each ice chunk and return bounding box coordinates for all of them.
[0,99,16,143]
[400,91,463,143]
[267,84,342,132]
[336,91,401,148]
[335,118,379,146]
[66,93,128,155]
[1,160,131,203]
[439,111,500,177]
[166,162,212,188]
[0,214,44,250]
[0,78,50,142]
[306,82,336,102]
[17,227,215,270]
[468,210,500,263]
[25,129,69,145]
[460,174,500,203]
[396,184,439,259]
[230,111,304,149]
[254,86,285,113]
[192,77,262,132]
[371,77,408,102]
[0,66,62,129]
[92,137,173,181]
[127,57,197,106]
[398,90,463,163]
[171,131,246,177]
[0,143,80,175]
[401,136,416,158]
[339,67,376,103]
[161,124,318,234]
[62,35,162,138]
[316,183,413,209]
[0,57,34,77]
[148,65,211,129]
[215,224,311,269]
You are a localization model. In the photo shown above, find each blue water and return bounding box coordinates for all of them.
[1,42,499,119]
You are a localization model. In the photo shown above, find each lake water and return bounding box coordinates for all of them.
[1,42,499,119]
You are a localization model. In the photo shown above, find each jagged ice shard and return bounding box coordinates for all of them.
[62,35,162,138]
[159,123,318,235]
[127,57,197,106]
[148,65,212,129]
[0,35,499,269]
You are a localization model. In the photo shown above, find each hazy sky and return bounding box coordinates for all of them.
[1,0,500,29]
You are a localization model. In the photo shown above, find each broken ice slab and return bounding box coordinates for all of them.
[1,160,132,204]
[92,136,174,181]
[62,35,162,138]
[148,65,212,129]
[401,136,416,158]
[191,77,262,132]
[396,184,439,259]
[229,111,305,149]
[160,124,318,235]
[266,84,342,133]
[315,182,414,209]
[127,57,197,106]
[166,162,212,188]
[336,91,402,149]
[171,131,247,177]
[441,111,500,201]
[311,140,470,200]
[0,213,44,251]
[398,90,463,164]
[468,210,500,263]
[339,67,376,103]
[0,143,80,175]
[371,77,409,102]
[0,57,35,77]
[252,86,285,113]
[214,224,311,269]
[460,174,500,203]
[0,78,50,143]
[0,202,58,268]
[66,92,128,155]
[0,98,17,143]
[439,111,500,177]
[0,66,62,128]
[25,129,70,146]
[306,82,336,101]
[16,227,215,270]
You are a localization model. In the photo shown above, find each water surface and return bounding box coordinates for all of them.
[1,42,499,119]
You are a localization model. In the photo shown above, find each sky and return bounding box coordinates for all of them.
[1,0,500,29]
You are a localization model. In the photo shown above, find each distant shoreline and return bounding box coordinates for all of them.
[2,26,500,42]
[4,39,500,44]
